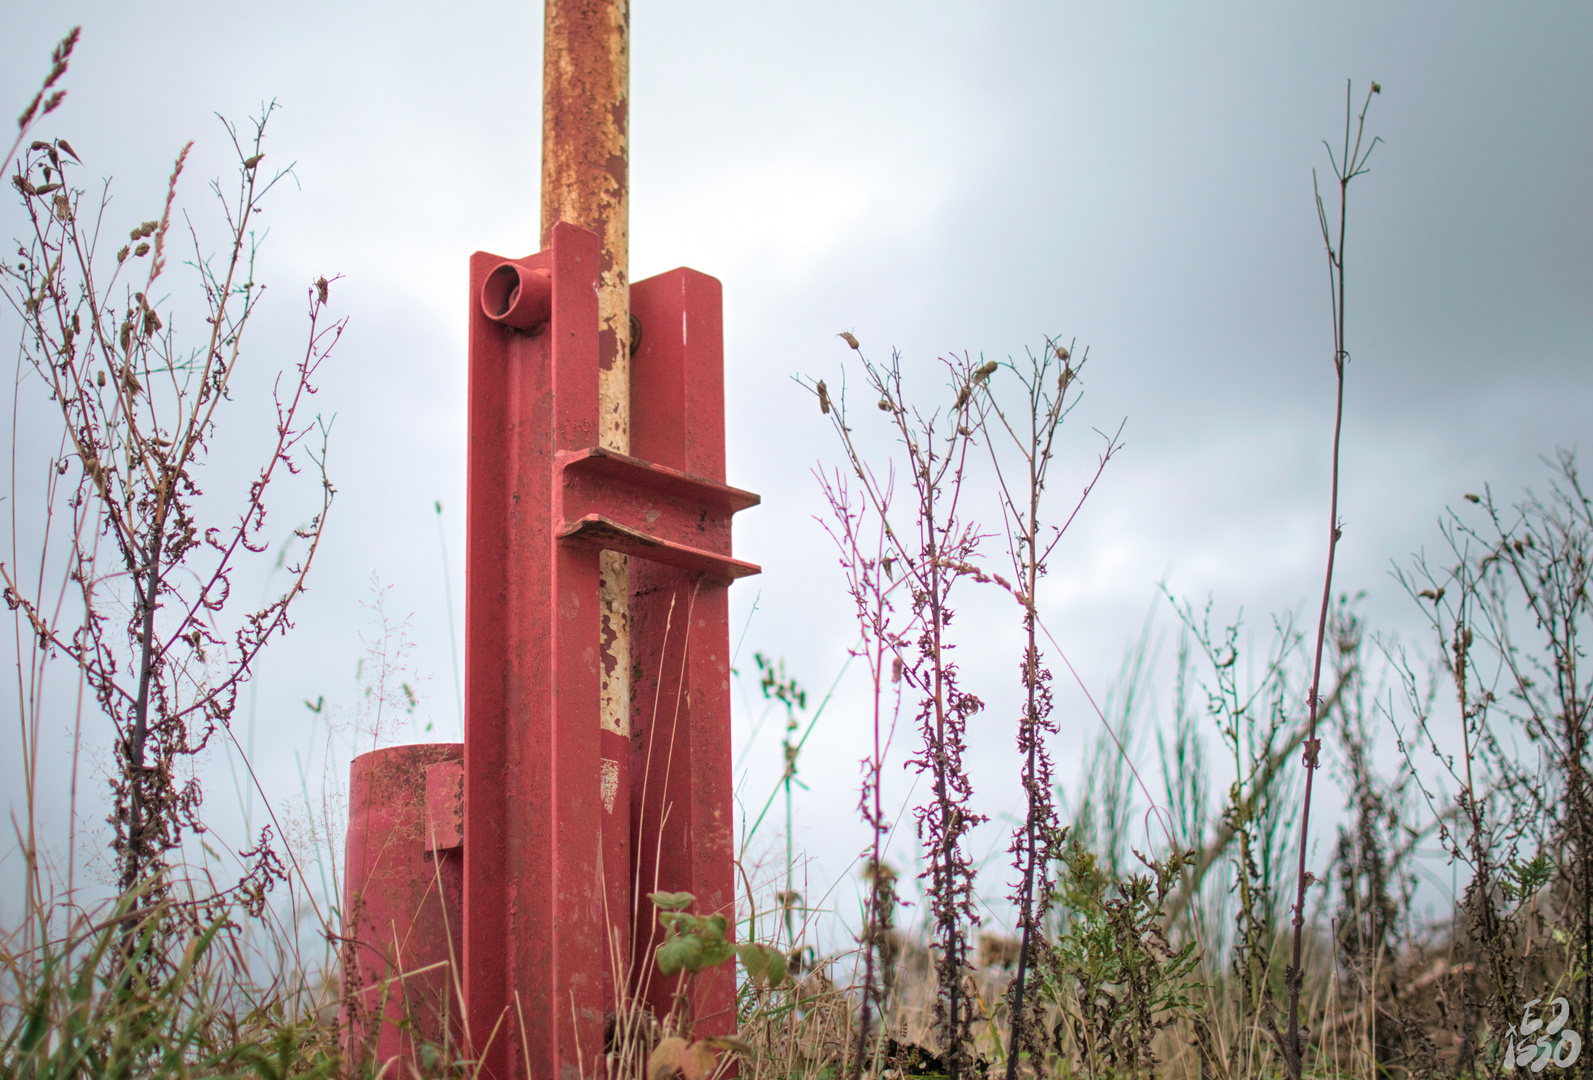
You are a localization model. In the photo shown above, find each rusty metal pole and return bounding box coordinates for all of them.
[542,0,634,962]
[542,0,630,397]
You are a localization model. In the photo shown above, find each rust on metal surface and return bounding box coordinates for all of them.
[424,759,465,852]
[542,0,630,443]
[542,0,634,759]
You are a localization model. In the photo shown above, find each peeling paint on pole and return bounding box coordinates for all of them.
[542,0,630,435]
[542,0,633,743]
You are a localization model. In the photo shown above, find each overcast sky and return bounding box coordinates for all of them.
[3,3,1589,935]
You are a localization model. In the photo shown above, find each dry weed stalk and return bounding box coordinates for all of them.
[3,96,341,946]
[967,338,1121,1076]
[816,459,908,1078]
[809,334,1121,1078]
[1280,79,1381,1080]
[1392,451,1593,1074]
[1165,599,1314,1076]
[3,27,77,176]
[1324,596,1419,1076]
[807,341,989,1078]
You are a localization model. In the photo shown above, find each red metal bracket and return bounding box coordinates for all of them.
[424,760,465,853]
[558,447,760,583]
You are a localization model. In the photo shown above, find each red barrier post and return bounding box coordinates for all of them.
[464,223,757,1079]
[343,2,757,1074]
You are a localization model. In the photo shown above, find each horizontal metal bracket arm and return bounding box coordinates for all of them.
[557,446,761,583]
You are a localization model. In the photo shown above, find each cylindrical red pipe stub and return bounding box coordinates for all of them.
[341,742,465,1071]
[481,261,553,331]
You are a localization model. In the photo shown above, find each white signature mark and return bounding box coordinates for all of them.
[1507,997,1582,1072]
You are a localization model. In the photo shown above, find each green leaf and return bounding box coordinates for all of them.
[649,890,695,912]
[765,948,789,985]
[737,943,768,982]
[737,943,789,986]
[701,937,735,969]
[18,992,49,1054]
[657,934,704,976]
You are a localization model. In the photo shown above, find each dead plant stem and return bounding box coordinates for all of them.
[1283,80,1380,1080]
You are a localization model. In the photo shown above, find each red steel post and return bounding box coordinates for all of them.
[627,268,742,1036]
[466,226,608,1080]
[464,226,756,1079]
[346,6,758,1077]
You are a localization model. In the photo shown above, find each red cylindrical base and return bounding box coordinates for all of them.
[341,742,465,1072]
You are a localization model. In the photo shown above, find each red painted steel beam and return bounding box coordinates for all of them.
[558,448,759,583]
[464,224,757,1079]
[626,267,743,1037]
[466,226,608,1080]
